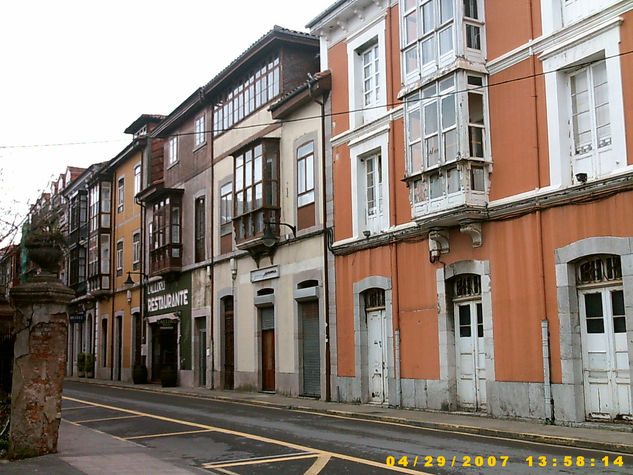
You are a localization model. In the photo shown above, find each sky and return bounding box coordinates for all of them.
[0,0,335,245]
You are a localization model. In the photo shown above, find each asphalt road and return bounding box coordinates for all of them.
[62,381,633,474]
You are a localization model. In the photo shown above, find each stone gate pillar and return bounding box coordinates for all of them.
[8,275,74,459]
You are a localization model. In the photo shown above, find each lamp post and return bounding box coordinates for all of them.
[124,270,149,383]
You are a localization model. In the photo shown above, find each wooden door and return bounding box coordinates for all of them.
[262,329,275,391]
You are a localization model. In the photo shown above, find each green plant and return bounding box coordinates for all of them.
[23,214,66,273]
[84,353,94,373]
[77,353,86,372]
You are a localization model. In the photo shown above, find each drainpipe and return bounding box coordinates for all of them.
[109,173,116,381]
[208,90,215,390]
[385,4,402,407]
[529,1,553,423]
[309,76,332,401]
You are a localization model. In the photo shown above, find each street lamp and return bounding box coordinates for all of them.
[262,221,297,247]
[124,271,148,286]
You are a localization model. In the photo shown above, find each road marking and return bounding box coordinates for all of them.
[213,468,240,475]
[62,405,96,410]
[71,383,633,455]
[304,454,331,475]
[125,429,214,440]
[63,396,429,474]
[74,415,143,424]
[204,453,318,469]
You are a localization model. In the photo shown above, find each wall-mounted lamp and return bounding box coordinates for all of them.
[126,289,132,304]
[124,271,149,286]
[363,230,371,239]
[575,172,588,184]
[230,258,237,281]
[262,221,297,248]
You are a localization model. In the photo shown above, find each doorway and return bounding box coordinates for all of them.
[223,297,234,389]
[260,307,275,392]
[151,323,178,384]
[195,318,207,387]
[453,275,486,411]
[300,300,320,397]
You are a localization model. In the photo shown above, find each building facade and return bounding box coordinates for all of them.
[309,0,633,423]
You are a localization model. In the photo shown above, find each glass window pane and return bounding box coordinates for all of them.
[298,159,306,193]
[422,1,434,34]
[429,172,443,198]
[464,0,478,19]
[425,135,439,167]
[441,95,455,128]
[469,126,484,157]
[439,26,453,55]
[611,290,624,315]
[421,37,435,65]
[447,167,460,193]
[405,12,417,44]
[410,142,422,172]
[471,165,485,191]
[254,155,263,182]
[444,128,457,162]
[440,0,453,22]
[466,24,481,49]
[424,102,438,134]
[408,107,421,141]
[468,93,484,124]
[306,154,314,190]
[405,46,419,74]
[584,293,604,333]
[459,305,471,337]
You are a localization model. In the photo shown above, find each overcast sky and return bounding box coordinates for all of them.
[0,0,334,244]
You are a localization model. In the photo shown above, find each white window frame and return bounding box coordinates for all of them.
[117,176,125,213]
[194,115,206,148]
[350,128,390,237]
[116,239,124,276]
[133,163,141,196]
[297,141,315,208]
[347,18,387,129]
[541,21,626,186]
[132,231,140,270]
[168,137,179,165]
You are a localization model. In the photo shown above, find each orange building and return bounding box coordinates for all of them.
[309,0,633,423]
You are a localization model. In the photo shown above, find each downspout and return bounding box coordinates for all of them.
[109,173,116,381]
[529,1,553,423]
[309,76,332,401]
[136,141,146,370]
[386,4,402,407]
[208,92,215,390]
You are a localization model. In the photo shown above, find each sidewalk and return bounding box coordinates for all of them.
[67,377,633,453]
[0,419,202,474]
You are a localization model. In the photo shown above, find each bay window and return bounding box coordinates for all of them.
[401,0,485,84]
[233,140,279,244]
[405,71,490,215]
[150,193,183,275]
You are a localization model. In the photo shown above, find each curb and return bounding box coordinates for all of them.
[65,379,633,455]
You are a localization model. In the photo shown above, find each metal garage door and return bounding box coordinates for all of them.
[301,301,320,397]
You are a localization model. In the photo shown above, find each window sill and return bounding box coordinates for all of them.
[167,160,179,170]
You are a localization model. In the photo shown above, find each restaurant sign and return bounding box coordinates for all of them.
[145,275,191,315]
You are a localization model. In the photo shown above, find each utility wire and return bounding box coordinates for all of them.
[1,48,631,149]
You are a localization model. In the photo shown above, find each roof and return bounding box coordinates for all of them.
[305,0,347,29]
[124,114,166,135]
[269,70,332,119]
[152,25,318,138]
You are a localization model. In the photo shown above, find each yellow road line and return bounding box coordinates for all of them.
[63,396,429,474]
[214,468,240,475]
[75,415,143,424]
[304,454,331,475]
[62,405,96,410]
[204,453,318,469]
[124,429,214,440]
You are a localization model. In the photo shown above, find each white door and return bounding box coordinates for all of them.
[580,288,632,420]
[455,301,486,411]
[367,309,388,404]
